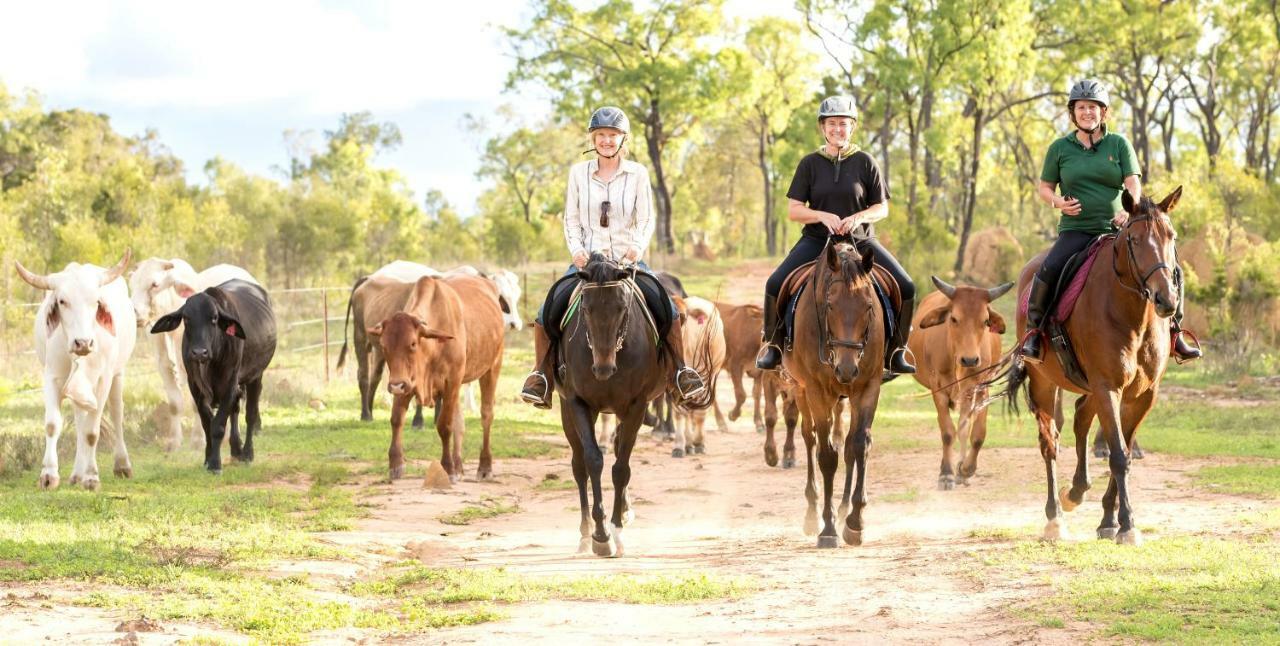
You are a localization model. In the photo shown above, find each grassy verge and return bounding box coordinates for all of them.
[438,496,521,526]
[1193,463,1280,498]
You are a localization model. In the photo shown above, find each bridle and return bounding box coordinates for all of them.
[1112,212,1175,304]
[578,277,633,354]
[814,241,876,368]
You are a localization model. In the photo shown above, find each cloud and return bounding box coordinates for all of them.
[0,0,526,113]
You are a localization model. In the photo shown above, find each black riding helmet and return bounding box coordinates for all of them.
[1067,79,1110,109]
[586,106,629,159]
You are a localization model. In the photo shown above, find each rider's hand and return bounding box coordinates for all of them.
[1111,211,1128,227]
[819,212,842,234]
[838,214,861,234]
[1058,197,1082,216]
[572,250,589,268]
[623,248,639,263]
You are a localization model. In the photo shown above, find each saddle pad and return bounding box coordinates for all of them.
[1018,235,1112,323]
[561,279,659,346]
[783,265,897,352]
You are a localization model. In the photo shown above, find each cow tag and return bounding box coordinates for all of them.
[226,323,238,337]
[96,302,116,336]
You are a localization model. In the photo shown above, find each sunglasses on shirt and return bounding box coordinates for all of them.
[600,200,611,228]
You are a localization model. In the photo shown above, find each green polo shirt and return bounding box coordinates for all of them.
[1040,130,1140,234]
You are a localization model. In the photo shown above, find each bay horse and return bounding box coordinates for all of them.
[1001,186,1183,545]
[782,237,887,548]
[557,255,669,557]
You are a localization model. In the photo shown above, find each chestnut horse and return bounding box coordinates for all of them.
[1000,186,1183,545]
[783,237,887,548]
[557,255,669,557]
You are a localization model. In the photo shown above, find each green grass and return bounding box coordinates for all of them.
[354,564,753,605]
[879,486,919,503]
[1193,463,1280,498]
[979,535,1280,643]
[535,472,577,491]
[438,497,521,526]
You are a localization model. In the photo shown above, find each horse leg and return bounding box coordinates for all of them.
[797,389,819,537]
[1061,395,1094,512]
[783,391,799,469]
[565,397,610,555]
[561,403,592,554]
[763,376,779,467]
[932,391,957,490]
[1093,387,1137,544]
[845,395,877,546]
[807,389,840,548]
[1030,377,1067,541]
[609,401,647,557]
[388,394,411,479]
[672,407,687,458]
[752,372,766,433]
[1113,389,1156,545]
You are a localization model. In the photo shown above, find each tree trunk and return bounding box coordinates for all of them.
[644,109,675,254]
[955,103,985,275]
[759,124,777,256]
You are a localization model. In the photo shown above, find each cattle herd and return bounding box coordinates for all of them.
[15,251,1021,553]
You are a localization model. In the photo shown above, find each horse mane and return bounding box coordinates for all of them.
[832,242,873,289]
[582,252,619,284]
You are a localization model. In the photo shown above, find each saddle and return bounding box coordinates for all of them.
[1017,233,1114,389]
[543,270,665,345]
[777,260,901,354]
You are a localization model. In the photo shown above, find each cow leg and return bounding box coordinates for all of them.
[194,396,216,472]
[228,387,244,461]
[693,410,707,453]
[38,375,65,490]
[242,378,263,463]
[609,400,647,556]
[109,373,132,478]
[367,350,386,423]
[477,361,500,480]
[413,401,425,430]
[1031,375,1066,541]
[932,391,957,490]
[356,336,373,422]
[958,387,989,484]
[156,335,185,452]
[70,399,105,491]
[435,390,462,483]
[797,388,820,537]
[451,394,465,477]
[728,366,746,421]
[388,393,411,479]
[752,372,765,433]
[712,391,729,433]
[783,393,799,469]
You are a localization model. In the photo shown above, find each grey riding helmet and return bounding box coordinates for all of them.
[818,95,857,122]
[1067,79,1110,109]
[589,106,630,134]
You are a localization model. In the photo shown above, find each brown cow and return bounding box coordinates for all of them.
[339,276,425,427]
[714,301,765,433]
[368,274,504,482]
[908,276,1013,490]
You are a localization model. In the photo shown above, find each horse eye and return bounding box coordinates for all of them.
[984,319,991,327]
[949,316,958,324]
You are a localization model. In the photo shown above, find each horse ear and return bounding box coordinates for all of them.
[860,246,875,273]
[1159,185,1183,213]
[1121,190,1137,214]
[825,243,841,272]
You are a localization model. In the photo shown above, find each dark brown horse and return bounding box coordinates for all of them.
[782,238,886,548]
[557,255,669,557]
[1002,186,1183,545]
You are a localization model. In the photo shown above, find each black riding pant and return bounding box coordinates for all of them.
[765,235,916,301]
[536,262,675,341]
[1035,230,1098,293]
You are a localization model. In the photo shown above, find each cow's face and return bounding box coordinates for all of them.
[150,291,245,364]
[493,270,523,331]
[368,313,452,399]
[919,283,1009,369]
[16,252,130,357]
[129,258,178,325]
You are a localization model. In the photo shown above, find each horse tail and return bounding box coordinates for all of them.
[335,275,367,371]
[978,349,1031,416]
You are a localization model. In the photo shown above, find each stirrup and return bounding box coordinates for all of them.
[520,371,551,409]
[1019,329,1044,365]
[1172,330,1203,364]
[675,366,708,401]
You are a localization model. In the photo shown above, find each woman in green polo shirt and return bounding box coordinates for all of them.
[1021,79,1200,362]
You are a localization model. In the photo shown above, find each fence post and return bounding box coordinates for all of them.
[322,289,330,383]
[522,272,528,326]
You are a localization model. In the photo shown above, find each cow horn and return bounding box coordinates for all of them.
[100,249,132,286]
[987,282,1015,301]
[14,260,52,291]
[931,275,957,299]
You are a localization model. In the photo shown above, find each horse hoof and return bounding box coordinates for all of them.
[578,537,591,554]
[782,457,796,469]
[1115,529,1142,546]
[755,424,766,434]
[621,509,635,527]
[958,462,977,479]
[803,514,819,536]
[1059,486,1080,512]
[38,473,60,490]
[113,466,133,479]
[671,448,684,458]
[1093,446,1110,459]
[477,468,494,481]
[611,528,626,557]
[842,526,862,546]
[938,476,955,491]
[389,466,404,480]
[764,448,778,467]
[81,477,100,491]
[693,445,705,455]
[449,473,460,484]
[729,409,741,422]
[1096,526,1119,540]
[1041,518,1067,542]
[1131,446,1145,460]
[592,537,616,557]
[817,535,839,549]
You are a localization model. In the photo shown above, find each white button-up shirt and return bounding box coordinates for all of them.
[563,158,655,260]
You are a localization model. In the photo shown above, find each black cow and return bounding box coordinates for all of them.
[151,279,277,473]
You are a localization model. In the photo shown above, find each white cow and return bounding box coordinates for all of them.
[17,251,137,490]
[129,258,258,450]
[672,297,726,458]
[369,260,442,282]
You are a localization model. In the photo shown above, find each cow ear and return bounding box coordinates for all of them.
[417,323,454,341]
[174,279,197,299]
[918,306,950,329]
[96,301,116,337]
[46,302,60,333]
[367,323,384,338]
[219,314,245,339]
[987,307,1007,334]
[151,310,183,334]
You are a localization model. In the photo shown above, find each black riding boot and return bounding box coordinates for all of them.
[755,294,783,370]
[1171,267,1202,362]
[887,296,917,374]
[1021,275,1053,363]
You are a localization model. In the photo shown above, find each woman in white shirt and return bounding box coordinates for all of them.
[520,106,709,410]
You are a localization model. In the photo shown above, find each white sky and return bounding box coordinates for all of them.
[0,0,813,215]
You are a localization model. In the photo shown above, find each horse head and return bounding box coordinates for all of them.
[577,253,634,380]
[1119,186,1182,318]
[819,238,880,385]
